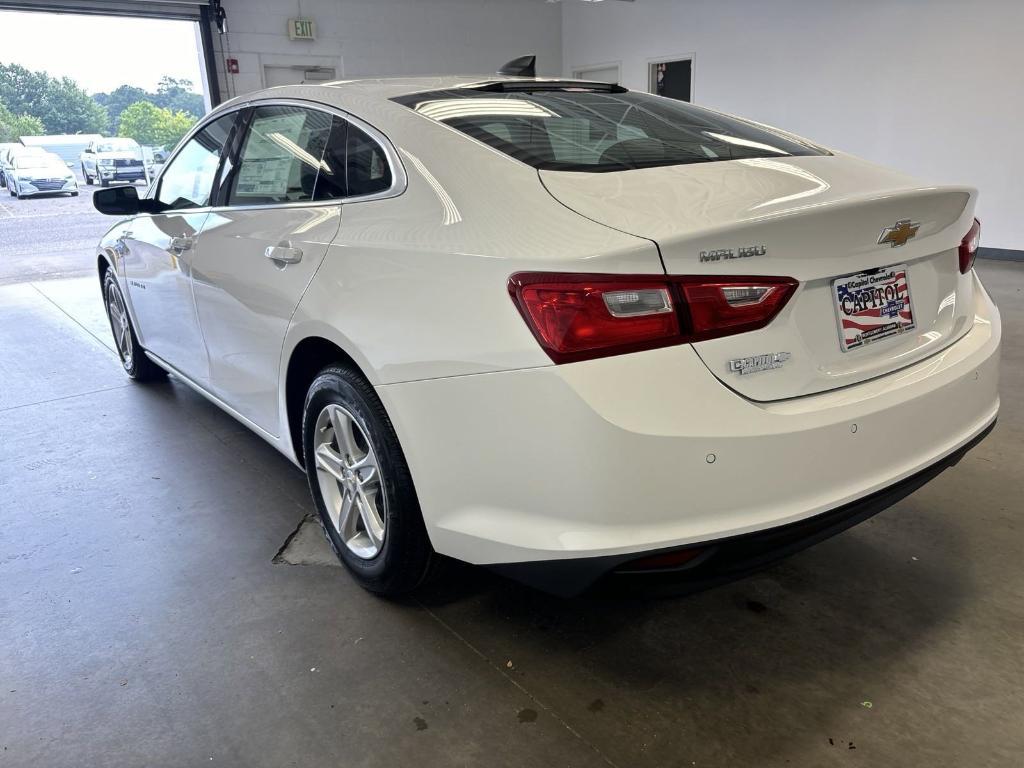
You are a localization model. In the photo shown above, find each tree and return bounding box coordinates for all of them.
[153,76,204,119]
[0,63,107,135]
[93,84,149,133]
[0,101,44,142]
[117,101,194,148]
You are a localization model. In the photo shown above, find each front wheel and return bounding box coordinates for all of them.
[103,271,166,381]
[302,366,435,595]
[100,177,109,188]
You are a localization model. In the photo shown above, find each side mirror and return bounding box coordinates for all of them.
[93,185,160,216]
[83,148,94,154]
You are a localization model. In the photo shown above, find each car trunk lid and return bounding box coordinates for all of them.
[540,154,978,401]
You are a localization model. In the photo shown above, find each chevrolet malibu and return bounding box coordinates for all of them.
[92,75,1000,596]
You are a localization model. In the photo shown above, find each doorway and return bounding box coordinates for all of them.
[649,57,693,102]
[571,63,621,85]
[263,65,338,88]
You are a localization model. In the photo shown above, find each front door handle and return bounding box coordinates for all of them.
[169,235,194,253]
[265,245,303,264]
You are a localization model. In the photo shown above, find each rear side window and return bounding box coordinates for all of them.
[394,87,827,172]
[227,105,332,205]
[347,123,391,196]
[313,117,393,200]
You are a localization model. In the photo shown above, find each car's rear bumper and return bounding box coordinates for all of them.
[377,273,1000,588]
[489,418,995,595]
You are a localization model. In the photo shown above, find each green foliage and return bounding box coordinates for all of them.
[117,101,195,148]
[93,85,149,133]
[154,76,204,118]
[0,100,45,142]
[0,63,203,137]
[93,77,203,135]
[0,62,107,134]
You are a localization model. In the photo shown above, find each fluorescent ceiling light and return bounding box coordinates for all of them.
[416,99,558,122]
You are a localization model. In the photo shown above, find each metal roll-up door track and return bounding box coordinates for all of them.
[0,0,208,19]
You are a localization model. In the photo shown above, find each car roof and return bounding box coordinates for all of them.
[217,74,604,111]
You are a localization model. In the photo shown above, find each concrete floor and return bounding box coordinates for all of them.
[1,261,1022,767]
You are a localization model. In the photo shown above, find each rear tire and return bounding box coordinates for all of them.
[302,365,435,596]
[102,271,167,382]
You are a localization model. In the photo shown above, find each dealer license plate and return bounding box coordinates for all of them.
[832,264,915,352]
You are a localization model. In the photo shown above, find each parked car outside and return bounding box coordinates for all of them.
[0,144,47,189]
[0,142,20,188]
[7,151,79,198]
[141,145,167,181]
[91,75,1000,597]
[80,137,147,186]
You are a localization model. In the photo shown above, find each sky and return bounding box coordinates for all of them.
[0,10,203,95]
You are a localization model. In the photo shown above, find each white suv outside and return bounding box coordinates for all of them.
[80,137,147,186]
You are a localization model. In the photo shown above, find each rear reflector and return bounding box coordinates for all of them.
[959,218,981,274]
[508,272,797,363]
[616,547,707,573]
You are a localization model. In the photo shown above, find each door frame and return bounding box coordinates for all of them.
[570,60,622,84]
[259,53,344,88]
[647,53,696,101]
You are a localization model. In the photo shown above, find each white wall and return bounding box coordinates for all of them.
[214,0,561,99]
[562,0,1024,249]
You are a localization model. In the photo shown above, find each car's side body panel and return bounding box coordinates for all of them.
[122,210,212,384]
[193,205,342,435]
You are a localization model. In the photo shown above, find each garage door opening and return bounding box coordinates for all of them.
[0,5,215,284]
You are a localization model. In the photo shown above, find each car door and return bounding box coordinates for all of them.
[122,112,240,384]
[190,103,342,434]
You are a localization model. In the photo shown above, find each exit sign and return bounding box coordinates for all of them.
[288,18,316,40]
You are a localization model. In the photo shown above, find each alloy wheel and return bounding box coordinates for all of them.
[105,283,133,369]
[313,403,387,559]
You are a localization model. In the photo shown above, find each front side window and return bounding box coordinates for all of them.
[227,106,333,205]
[157,113,236,210]
[394,87,827,173]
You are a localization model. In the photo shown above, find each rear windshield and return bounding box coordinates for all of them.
[394,86,827,172]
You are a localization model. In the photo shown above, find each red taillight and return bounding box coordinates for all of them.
[677,278,798,342]
[508,272,798,364]
[959,218,981,274]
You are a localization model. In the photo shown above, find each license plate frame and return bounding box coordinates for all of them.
[832,264,916,352]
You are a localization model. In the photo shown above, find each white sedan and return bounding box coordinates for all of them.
[92,74,1000,596]
[8,152,79,198]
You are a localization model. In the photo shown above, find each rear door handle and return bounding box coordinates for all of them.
[169,235,194,253]
[265,245,303,264]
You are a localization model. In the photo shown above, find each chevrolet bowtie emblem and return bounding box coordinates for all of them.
[878,219,920,248]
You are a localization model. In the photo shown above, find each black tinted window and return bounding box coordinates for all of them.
[227,106,332,205]
[157,113,235,210]
[312,118,392,200]
[348,124,391,196]
[394,87,826,172]
[313,116,348,200]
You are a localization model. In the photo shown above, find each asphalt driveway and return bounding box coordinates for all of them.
[0,176,138,285]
